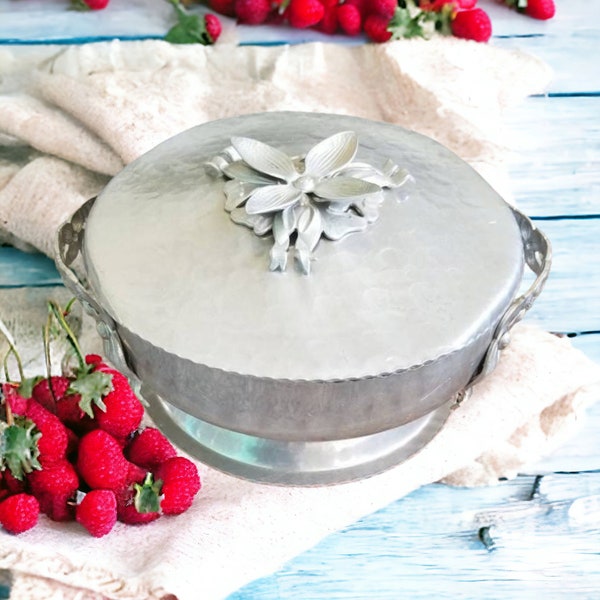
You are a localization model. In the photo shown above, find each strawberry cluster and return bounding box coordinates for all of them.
[58,0,555,44]
[0,303,201,537]
[206,0,555,43]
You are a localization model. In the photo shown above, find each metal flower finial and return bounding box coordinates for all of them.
[205,131,410,274]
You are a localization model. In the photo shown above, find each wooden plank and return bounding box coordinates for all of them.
[506,96,600,217]
[229,473,600,599]
[0,247,62,288]
[492,34,600,95]
[484,0,600,39]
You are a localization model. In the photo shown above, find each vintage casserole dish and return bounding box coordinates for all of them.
[55,112,551,485]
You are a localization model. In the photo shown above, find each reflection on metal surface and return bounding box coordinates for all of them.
[144,385,454,486]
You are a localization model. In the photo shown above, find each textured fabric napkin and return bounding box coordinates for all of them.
[1,37,598,600]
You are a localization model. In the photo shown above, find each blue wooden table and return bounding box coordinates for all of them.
[1,0,599,598]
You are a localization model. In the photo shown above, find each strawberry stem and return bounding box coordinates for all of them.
[43,312,52,380]
[41,312,60,411]
[3,389,14,426]
[48,300,86,374]
[0,316,24,383]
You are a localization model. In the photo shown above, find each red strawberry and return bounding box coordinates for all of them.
[523,0,555,20]
[208,0,236,17]
[84,354,108,369]
[28,460,79,521]
[127,459,147,482]
[117,493,160,525]
[55,392,96,435]
[337,3,362,35]
[451,8,492,42]
[0,493,39,534]
[287,0,325,28]
[76,489,117,537]
[81,0,110,9]
[235,0,272,24]
[204,14,222,42]
[419,0,452,9]
[316,5,339,34]
[91,368,144,442]
[2,382,29,415]
[126,427,177,471]
[364,13,392,42]
[155,456,201,516]
[0,478,9,503]
[368,0,396,19]
[24,399,69,467]
[0,470,9,501]
[3,469,26,495]
[345,0,367,17]
[77,429,130,491]
[31,376,70,413]
[65,364,113,423]
[116,474,161,525]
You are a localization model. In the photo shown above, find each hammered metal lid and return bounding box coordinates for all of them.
[83,112,524,382]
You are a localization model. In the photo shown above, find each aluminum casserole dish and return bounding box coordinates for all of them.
[56,112,551,485]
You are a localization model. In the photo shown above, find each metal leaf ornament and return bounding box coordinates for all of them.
[206,131,410,274]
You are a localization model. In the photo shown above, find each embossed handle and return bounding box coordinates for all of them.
[54,197,141,391]
[469,207,552,387]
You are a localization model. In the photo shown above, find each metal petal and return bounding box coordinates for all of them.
[296,204,323,252]
[224,180,262,212]
[245,185,302,215]
[337,161,411,189]
[231,137,298,181]
[321,208,368,241]
[230,207,273,236]
[294,238,313,275]
[304,131,358,178]
[382,160,412,187]
[222,161,277,185]
[269,241,289,272]
[272,206,297,245]
[314,176,381,200]
[353,193,384,223]
[326,201,353,214]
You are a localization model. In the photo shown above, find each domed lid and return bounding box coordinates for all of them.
[83,112,524,381]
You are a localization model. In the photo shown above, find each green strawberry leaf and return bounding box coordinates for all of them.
[68,371,113,418]
[134,473,163,514]
[18,376,42,401]
[165,0,212,45]
[390,1,441,40]
[69,0,92,11]
[0,417,42,481]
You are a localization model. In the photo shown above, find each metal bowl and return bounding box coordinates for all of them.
[55,112,551,485]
